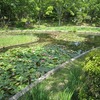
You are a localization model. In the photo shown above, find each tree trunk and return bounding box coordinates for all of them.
[38,11,41,27]
[58,18,61,26]
[38,15,41,26]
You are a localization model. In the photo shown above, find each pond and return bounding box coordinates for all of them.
[65,34,100,56]
[0,32,100,100]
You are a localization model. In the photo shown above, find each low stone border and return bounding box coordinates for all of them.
[9,47,100,100]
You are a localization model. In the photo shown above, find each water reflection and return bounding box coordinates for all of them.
[65,34,100,57]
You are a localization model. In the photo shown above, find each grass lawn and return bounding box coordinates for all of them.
[32,26,100,33]
[0,34,38,47]
[0,26,100,33]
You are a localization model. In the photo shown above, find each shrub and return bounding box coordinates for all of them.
[79,48,100,100]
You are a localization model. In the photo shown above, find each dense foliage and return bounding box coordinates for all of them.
[16,48,100,100]
[0,45,71,99]
[0,0,100,27]
[79,48,100,100]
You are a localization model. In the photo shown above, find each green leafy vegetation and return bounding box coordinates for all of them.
[18,48,100,100]
[0,45,71,99]
[79,48,100,100]
[0,31,100,99]
[83,49,100,74]
[0,0,100,28]
[0,0,100,99]
[18,53,84,100]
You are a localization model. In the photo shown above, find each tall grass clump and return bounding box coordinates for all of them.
[56,89,73,100]
[19,85,49,100]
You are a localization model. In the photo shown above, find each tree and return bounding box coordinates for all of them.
[49,0,66,26]
[0,0,99,27]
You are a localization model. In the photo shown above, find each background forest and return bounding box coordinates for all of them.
[0,0,100,28]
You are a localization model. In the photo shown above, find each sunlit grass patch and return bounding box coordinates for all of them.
[31,26,100,33]
[0,34,38,47]
[54,32,86,42]
[0,26,100,33]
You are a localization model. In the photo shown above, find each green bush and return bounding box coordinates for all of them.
[79,48,100,100]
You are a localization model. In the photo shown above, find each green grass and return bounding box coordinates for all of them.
[0,25,100,48]
[0,32,86,48]
[33,26,100,32]
[1,31,99,49]
[0,26,100,33]
[0,34,38,47]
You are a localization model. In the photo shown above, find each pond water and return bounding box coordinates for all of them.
[42,33,100,58]
[67,34,100,54]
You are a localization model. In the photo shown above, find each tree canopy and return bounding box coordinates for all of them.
[0,0,100,27]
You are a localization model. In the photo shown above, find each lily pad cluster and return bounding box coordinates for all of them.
[0,45,71,99]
